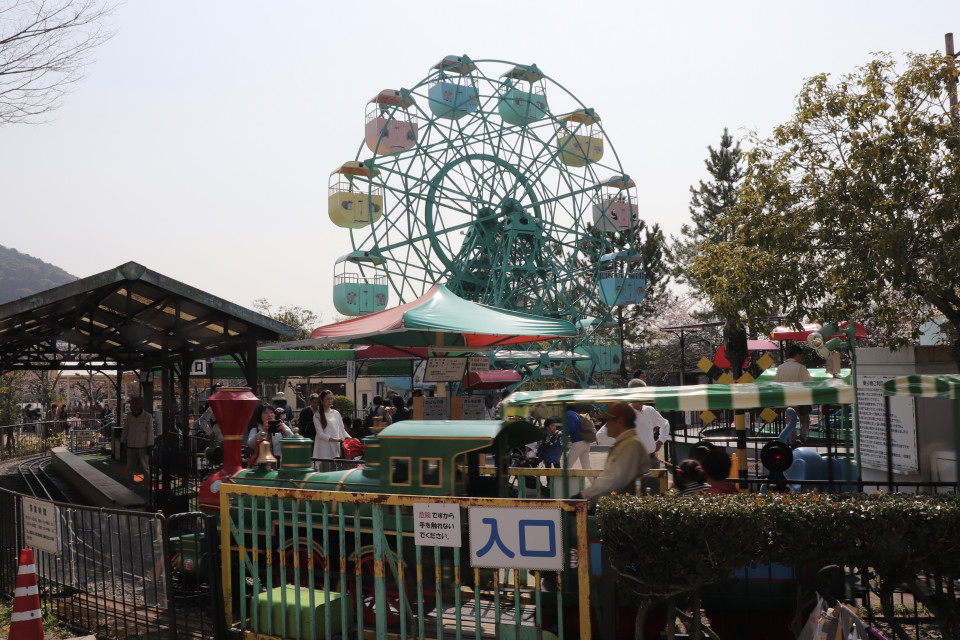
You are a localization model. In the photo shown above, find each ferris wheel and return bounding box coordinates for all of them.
[328,56,645,347]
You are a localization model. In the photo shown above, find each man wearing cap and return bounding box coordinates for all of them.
[575,403,650,504]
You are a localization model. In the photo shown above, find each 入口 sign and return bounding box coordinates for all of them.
[468,506,562,571]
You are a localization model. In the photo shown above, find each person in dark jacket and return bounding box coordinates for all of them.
[297,392,320,440]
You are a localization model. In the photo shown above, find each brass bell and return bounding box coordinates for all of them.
[256,435,279,467]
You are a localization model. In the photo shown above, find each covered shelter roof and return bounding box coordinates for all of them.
[0,262,294,376]
[307,283,578,349]
[501,379,855,413]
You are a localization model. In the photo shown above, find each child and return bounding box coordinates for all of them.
[539,419,563,468]
[673,459,710,496]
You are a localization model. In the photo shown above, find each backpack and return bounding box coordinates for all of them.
[578,413,597,443]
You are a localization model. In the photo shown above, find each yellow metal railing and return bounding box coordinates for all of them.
[220,483,592,639]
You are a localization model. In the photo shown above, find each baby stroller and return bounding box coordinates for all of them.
[508,445,550,498]
[799,566,887,640]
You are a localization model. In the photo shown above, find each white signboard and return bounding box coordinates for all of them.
[346,360,356,383]
[856,374,919,474]
[468,357,490,373]
[422,397,450,420]
[540,367,554,377]
[190,359,207,376]
[414,502,462,547]
[460,396,486,420]
[22,497,58,555]
[424,357,467,382]
[469,506,563,571]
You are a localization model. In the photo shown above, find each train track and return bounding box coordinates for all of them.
[18,455,70,502]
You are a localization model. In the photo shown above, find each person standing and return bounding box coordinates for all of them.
[122,396,155,486]
[574,403,650,505]
[565,410,592,469]
[312,389,348,460]
[390,395,410,422]
[775,344,814,442]
[297,393,321,440]
[539,419,563,468]
[627,378,670,468]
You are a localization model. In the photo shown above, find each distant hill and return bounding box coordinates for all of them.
[0,245,76,305]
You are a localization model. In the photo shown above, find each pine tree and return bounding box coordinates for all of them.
[671,128,744,288]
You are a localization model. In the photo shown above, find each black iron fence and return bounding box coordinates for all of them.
[0,485,224,639]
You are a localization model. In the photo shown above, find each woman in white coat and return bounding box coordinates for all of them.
[312,389,347,460]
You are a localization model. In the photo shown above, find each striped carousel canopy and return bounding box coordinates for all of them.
[882,375,960,400]
[501,379,854,413]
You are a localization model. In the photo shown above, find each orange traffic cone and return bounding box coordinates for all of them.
[10,548,45,640]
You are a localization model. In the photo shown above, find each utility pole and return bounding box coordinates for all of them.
[947,34,959,142]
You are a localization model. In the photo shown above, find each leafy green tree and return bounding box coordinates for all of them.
[671,128,744,288]
[690,52,960,364]
[252,299,320,342]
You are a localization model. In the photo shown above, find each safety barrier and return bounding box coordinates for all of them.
[220,482,592,639]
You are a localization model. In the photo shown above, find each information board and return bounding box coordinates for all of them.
[467,357,490,373]
[424,357,467,382]
[413,502,462,547]
[855,374,919,474]
[22,497,58,555]
[422,396,450,420]
[460,396,486,420]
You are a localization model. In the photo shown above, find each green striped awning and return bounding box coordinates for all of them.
[882,375,960,399]
[502,379,854,413]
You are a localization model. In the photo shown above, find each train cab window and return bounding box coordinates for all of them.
[421,458,442,487]
[390,457,411,486]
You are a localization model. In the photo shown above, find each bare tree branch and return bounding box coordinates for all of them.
[0,0,116,125]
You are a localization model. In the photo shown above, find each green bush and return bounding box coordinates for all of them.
[332,395,355,420]
[597,492,960,639]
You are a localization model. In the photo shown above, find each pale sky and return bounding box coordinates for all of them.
[1,1,953,324]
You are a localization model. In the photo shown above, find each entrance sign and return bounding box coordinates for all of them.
[424,357,467,382]
[413,502,461,547]
[469,506,563,570]
[22,497,58,555]
[856,374,919,473]
[346,360,356,383]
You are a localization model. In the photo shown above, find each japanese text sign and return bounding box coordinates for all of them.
[414,502,461,547]
[22,497,58,555]
[468,506,563,571]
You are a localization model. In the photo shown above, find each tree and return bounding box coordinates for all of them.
[671,128,744,288]
[690,52,960,365]
[252,299,320,343]
[570,221,671,380]
[0,0,115,125]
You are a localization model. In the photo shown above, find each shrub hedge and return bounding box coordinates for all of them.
[597,492,960,639]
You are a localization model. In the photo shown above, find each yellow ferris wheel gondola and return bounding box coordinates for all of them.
[328,161,383,229]
[556,109,603,167]
[365,89,418,155]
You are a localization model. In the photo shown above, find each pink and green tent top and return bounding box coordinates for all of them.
[308,284,578,349]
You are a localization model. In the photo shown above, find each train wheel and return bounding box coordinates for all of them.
[347,552,406,628]
[276,542,327,589]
